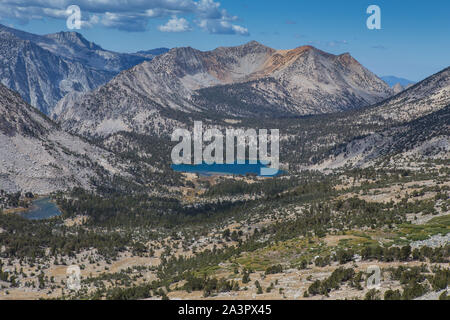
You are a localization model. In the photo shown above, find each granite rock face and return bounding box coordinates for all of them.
[0,83,127,193]
[0,24,168,114]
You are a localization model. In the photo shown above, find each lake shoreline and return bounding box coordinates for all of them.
[18,196,63,220]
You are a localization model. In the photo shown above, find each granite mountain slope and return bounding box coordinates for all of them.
[0,83,127,193]
[363,67,450,123]
[314,67,450,168]
[54,41,393,136]
[318,105,449,169]
[0,24,168,114]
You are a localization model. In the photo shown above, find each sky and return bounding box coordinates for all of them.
[1,0,449,82]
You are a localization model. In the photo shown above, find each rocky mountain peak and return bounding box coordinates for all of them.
[0,25,169,114]
[45,31,102,51]
[240,40,272,50]
[168,46,203,58]
[393,83,405,94]
[212,40,275,57]
[244,40,262,47]
[335,52,360,66]
[54,41,396,137]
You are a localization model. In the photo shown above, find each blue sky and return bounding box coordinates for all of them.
[1,0,449,81]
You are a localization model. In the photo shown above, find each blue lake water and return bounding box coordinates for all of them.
[21,197,63,220]
[172,162,281,177]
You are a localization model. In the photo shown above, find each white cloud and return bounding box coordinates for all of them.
[100,12,151,32]
[197,18,249,36]
[158,16,191,32]
[231,24,249,36]
[0,0,249,35]
[79,14,99,29]
[194,0,248,35]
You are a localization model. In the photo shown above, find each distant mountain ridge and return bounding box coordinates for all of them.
[136,48,170,58]
[0,24,168,114]
[381,75,416,94]
[54,41,393,137]
[381,75,416,87]
[366,67,450,123]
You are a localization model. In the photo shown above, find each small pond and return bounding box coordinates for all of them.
[20,197,62,220]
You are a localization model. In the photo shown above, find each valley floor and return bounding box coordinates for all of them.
[0,164,449,300]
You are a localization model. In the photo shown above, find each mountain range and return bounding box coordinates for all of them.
[0,82,131,193]
[381,75,416,87]
[320,104,449,169]
[0,24,448,193]
[53,41,394,137]
[0,24,169,114]
[363,67,450,123]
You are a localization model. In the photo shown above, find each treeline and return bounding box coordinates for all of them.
[361,245,449,263]
[313,244,449,267]
[0,191,33,209]
[204,177,304,197]
[306,265,450,300]
[56,188,245,228]
[182,274,240,297]
[384,266,449,300]
[306,267,358,297]
[0,213,136,259]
